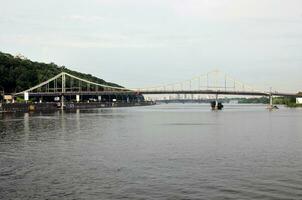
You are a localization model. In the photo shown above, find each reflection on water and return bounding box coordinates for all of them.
[1,104,302,199]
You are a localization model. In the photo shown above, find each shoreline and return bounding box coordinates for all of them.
[0,101,156,113]
[286,104,302,108]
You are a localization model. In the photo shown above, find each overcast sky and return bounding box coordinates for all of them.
[0,0,301,92]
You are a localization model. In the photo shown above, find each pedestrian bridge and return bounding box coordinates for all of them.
[14,70,302,107]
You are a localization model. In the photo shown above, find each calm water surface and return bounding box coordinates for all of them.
[1,104,302,200]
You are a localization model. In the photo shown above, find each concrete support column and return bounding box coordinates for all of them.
[268,94,273,109]
[61,95,64,110]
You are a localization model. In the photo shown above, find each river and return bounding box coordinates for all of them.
[1,104,302,199]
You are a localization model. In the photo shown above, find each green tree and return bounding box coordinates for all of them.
[0,51,123,93]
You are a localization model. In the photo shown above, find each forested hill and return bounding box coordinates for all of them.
[0,52,122,93]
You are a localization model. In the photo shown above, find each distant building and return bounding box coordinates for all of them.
[229,100,239,104]
[14,53,27,60]
[296,98,302,104]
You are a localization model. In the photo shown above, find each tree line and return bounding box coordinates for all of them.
[0,51,122,94]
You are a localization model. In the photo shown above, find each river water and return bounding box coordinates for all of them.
[1,104,302,200]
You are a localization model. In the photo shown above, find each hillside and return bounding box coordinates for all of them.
[0,52,122,93]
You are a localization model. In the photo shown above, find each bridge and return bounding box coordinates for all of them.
[13,70,302,109]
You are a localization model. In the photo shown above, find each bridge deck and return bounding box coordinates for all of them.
[18,90,302,98]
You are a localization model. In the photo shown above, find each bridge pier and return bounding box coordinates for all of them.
[61,95,64,110]
[267,94,277,110]
[269,94,273,108]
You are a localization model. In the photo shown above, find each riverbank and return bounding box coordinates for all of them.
[286,103,302,108]
[0,101,155,113]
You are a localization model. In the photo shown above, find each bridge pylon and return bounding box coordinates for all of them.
[268,93,276,110]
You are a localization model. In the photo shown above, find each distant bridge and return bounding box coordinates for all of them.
[13,70,302,108]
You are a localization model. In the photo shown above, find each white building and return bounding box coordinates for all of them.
[296,98,302,104]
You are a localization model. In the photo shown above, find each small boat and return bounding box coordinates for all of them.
[211,101,223,110]
[268,105,279,110]
[211,101,216,109]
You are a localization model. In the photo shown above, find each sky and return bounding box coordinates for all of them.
[0,0,302,92]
